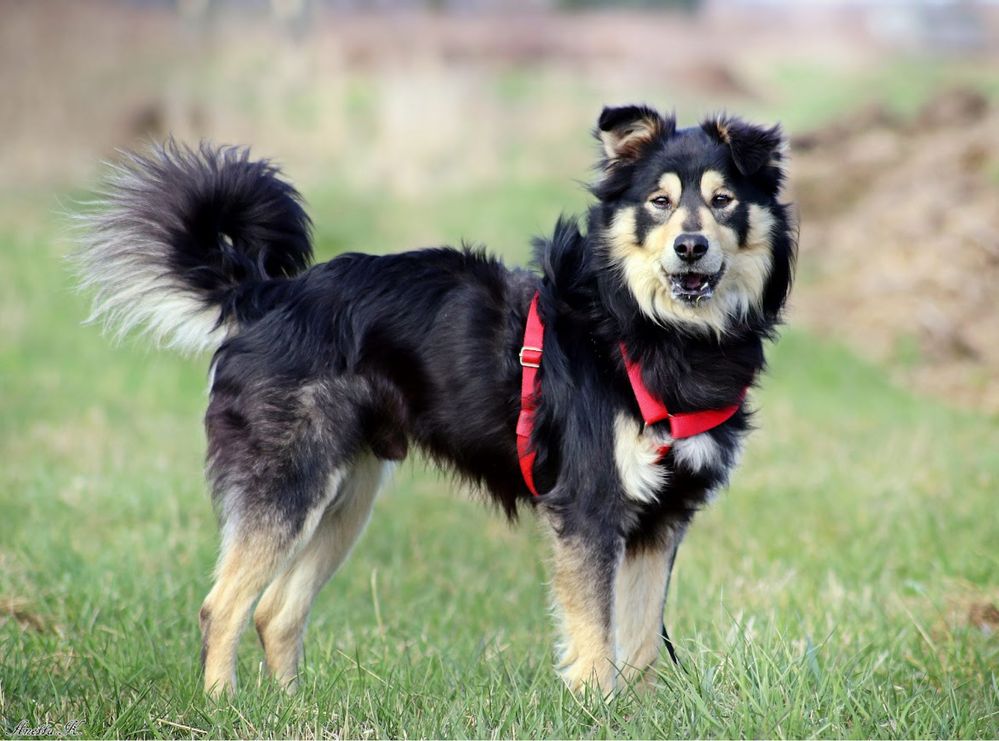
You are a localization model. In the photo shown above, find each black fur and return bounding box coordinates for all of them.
[74,140,314,354]
[79,108,796,690]
[146,142,313,301]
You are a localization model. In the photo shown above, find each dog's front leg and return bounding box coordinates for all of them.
[543,514,624,697]
[614,523,685,688]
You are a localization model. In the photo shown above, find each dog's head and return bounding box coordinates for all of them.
[590,105,796,334]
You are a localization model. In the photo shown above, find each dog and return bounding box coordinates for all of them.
[76,104,796,698]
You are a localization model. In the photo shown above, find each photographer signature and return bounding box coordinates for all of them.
[11,719,84,737]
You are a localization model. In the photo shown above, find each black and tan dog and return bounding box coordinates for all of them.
[76,105,796,697]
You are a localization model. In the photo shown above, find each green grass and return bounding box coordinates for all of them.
[764,57,999,131]
[1,175,998,740]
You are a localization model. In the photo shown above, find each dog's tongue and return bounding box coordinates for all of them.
[683,274,706,291]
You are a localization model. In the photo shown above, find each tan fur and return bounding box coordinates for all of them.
[655,172,682,205]
[200,456,391,698]
[724,203,776,319]
[699,170,731,203]
[547,530,620,696]
[200,532,294,697]
[712,119,730,142]
[607,207,732,335]
[608,207,683,329]
[253,455,388,690]
[600,114,665,162]
[614,542,675,686]
[605,170,777,336]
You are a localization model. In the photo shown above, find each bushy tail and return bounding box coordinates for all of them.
[74,140,313,354]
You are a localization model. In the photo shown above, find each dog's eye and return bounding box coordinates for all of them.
[650,195,673,210]
[711,193,734,208]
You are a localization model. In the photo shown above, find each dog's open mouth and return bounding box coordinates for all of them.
[667,267,724,304]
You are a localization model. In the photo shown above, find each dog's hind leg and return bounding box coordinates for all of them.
[199,520,298,698]
[614,525,684,689]
[544,520,624,697]
[198,467,348,698]
[199,373,388,698]
[253,453,390,690]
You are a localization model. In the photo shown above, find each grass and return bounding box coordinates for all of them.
[1,155,998,739]
[764,56,999,131]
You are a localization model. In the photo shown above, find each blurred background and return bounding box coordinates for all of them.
[4,0,999,409]
[2,1,998,736]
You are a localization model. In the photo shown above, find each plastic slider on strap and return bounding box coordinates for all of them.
[519,346,542,368]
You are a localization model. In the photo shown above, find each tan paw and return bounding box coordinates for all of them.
[558,655,617,698]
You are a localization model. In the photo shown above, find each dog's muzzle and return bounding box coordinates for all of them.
[661,233,725,304]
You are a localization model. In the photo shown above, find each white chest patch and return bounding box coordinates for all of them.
[671,433,725,473]
[613,413,668,503]
[614,412,731,503]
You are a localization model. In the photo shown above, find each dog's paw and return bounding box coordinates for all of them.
[204,675,237,700]
[557,654,617,698]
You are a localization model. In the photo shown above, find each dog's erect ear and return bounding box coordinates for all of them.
[596,105,674,163]
[702,116,786,177]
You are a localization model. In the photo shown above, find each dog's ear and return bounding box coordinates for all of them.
[596,105,673,164]
[703,116,786,179]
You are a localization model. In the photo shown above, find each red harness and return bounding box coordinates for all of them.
[516,292,745,497]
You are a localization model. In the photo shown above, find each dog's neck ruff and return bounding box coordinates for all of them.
[517,292,746,497]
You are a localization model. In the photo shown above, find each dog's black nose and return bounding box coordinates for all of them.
[674,233,709,262]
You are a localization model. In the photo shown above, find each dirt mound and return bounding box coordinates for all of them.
[790,88,999,413]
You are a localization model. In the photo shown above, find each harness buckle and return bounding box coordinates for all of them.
[519,346,542,368]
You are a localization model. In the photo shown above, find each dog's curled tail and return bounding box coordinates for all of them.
[74,140,313,354]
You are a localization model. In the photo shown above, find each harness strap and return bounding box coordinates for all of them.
[621,345,670,426]
[516,294,543,496]
[621,344,744,459]
[517,291,746,495]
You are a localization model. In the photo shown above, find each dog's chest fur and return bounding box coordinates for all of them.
[527,221,769,530]
[612,413,737,504]
[528,312,758,540]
